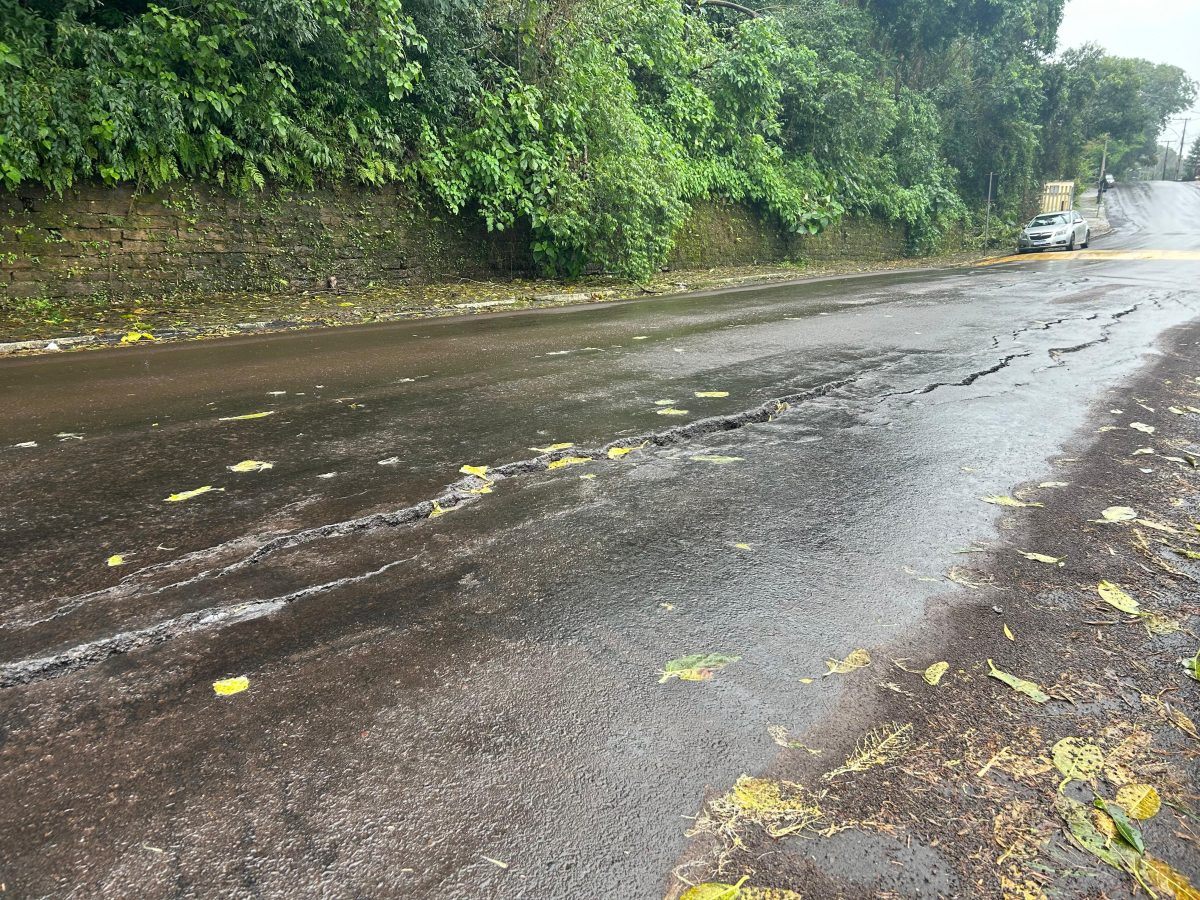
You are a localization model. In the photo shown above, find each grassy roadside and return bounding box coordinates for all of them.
[670,321,1200,899]
[0,251,990,354]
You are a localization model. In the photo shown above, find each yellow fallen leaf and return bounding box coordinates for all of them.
[694,391,730,398]
[547,455,591,470]
[1115,783,1161,820]
[480,856,508,870]
[1097,580,1139,614]
[429,501,447,518]
[825,648,870,675]
[164,485,223,502]
[213,676,249,696]
[337,302,355,308]
[923,662,949,686]
[607,443,646,459]
[799,677,815,684]
[120,331,155,344]
[653,399,676,406]
[1130,422,1156,434]
[218,411,275,421]
[981,495,1044,508]
[690,455,743,464]
[529,443,573,453]
[1145,857,1200,900]
[459,464,489,478]
[106,554,126,567]
[579,473,596,480]
[656,408,689,416]
[1003,623,1014,641]
[1100,505,1137,522]
[228,460,273,472]
[1132,448,1156,455]
[1039,481,1069,488]
[1019,551,1063,564]
[734,542,753,551]
[463,483,493,494]
[1052,736,1104,790]
[1169,406,1186,415]
[987,659,1049,703]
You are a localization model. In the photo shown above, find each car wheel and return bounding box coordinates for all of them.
[1082,230,1089,249]
[1067,235,1075,251]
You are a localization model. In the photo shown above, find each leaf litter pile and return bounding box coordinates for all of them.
[669,357,1200,899]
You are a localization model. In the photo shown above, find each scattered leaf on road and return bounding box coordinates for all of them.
[165,485,223,502]
[1097,581,1140,614]
[460,464,489,478]
[987,659,1049,703]
[1115,784,1161,820]
[824,723,913,780]
[1019,551,1063,564]
[1094,798,1145,854]
[607,444,642,459]
[981,495,1043,508]
[1052,737,1104,789]
[656,408,689,416]
[480,856,509,870]
[213,676,249,696]
[690,455,744,464]
[1003,624,1014,641]
[734,542,753,551]
[694,391,730,398]
[923,662,949,685]
[654,399,677,405]
[1185,649,1199,683]
[529,443,573,453]
[429,501,447,518]
[218,411,275,421]
[1132,448,1155,455]
[1039,481,1069,488]
[1130,422,1155,434]
[1100,506,1137,522]
[547,456,591,470]
[228,460,274,472]
[658,653,740,683]
[106,554,125,567]
[680,876,749,900]
[120,331,155,343]
[825,648,871,675]
[1168,406,1186,415]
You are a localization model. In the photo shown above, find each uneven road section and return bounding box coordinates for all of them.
[1,181,1199,897]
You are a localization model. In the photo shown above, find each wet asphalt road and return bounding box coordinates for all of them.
[2,181,1200,898]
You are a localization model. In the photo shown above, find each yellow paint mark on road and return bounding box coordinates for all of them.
[981,249,1200,266]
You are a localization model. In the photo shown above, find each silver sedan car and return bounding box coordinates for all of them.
[1017,211,1090,253]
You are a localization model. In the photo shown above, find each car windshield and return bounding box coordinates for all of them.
[1029,214,1067,227]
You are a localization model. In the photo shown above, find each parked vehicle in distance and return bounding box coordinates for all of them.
[1104,174,1115,189]
[1017,210,1090,253]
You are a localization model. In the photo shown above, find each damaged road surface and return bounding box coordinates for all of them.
[3,181,1200,898]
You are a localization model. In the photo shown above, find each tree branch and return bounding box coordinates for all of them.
[693,0,761,19]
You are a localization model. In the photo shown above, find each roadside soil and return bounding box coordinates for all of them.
[0,251,990,354]
[668,318,1200,899]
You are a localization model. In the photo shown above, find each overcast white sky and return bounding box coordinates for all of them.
[1057,0,1200,145]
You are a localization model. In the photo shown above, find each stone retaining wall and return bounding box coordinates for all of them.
[1,186,909,302]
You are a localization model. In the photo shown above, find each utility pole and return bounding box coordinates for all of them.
[983,172,994,247]
[1176,119,1190,181]
[1097,134,1108,203]
[1162,144,1170,180]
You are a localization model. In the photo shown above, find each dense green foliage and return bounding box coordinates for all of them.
[1,0,1195,276]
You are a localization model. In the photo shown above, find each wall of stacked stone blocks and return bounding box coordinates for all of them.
[0,184,909,302]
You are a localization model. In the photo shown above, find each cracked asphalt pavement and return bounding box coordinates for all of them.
[2,180,1199,897]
